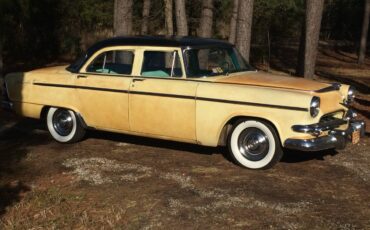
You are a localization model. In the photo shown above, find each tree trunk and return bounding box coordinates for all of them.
[114,0,133,36]
[141,0,151,34]
[164,0,174,35]
[175,0,188,36]
[198,0,214,38]
[0,41,3,78]
[235,0,254,61]
[296,18,306,77]
[228,0,239,44]
[296,0,325,79]
[359,0,370,64]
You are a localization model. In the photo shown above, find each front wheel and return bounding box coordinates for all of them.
[228,120,283,169]
[46,107,86,143]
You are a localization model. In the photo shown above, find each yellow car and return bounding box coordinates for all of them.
[1,36,365,169]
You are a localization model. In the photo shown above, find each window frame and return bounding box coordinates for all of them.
[80,47,137,77]
[137,47,186,79]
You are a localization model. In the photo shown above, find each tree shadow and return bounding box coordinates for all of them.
[321,49,354,63]
[0,181,30,216]
[356,97,370,107]
[354,107,370,119]
[334,49,358,62]
[0,118,47,174]
[316,71,370,94]
[0,115,51,217]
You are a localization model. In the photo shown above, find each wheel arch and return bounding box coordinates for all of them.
[40,105,88,129]
[217,115,282,147]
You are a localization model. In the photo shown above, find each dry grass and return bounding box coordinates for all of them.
[63,158,152,185]
[0,47,369,229]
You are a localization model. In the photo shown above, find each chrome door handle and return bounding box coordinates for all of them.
[77,75,88,79]
[133,78,146,82]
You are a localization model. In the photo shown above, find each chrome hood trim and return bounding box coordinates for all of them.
[315,83,341,93]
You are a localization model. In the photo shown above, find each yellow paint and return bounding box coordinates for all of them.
[4,45,351,147]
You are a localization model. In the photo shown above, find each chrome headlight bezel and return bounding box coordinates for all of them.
[310,96,320,118]
[346,86,356,104]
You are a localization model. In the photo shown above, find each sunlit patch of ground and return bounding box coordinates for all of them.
[63,157,153,185]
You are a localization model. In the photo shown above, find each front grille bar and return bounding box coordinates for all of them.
[292,118,347,135]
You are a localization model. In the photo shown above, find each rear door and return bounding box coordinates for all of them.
[129,48,198,141]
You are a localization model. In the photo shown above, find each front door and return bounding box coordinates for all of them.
[129,49,198,141]
[76,48,135,131]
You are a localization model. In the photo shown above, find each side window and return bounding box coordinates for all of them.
[86,50,134,75]
[141,51,182,78]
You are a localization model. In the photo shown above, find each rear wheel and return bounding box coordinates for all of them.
[46,107,85,143]
[228,119,283,169]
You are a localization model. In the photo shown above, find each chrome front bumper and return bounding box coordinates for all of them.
[284,119,366,152]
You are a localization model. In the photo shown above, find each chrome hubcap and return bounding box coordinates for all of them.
[238,128,269,161]
[52,109,73,136]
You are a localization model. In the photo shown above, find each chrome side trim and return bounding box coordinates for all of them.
[34,82,309,112]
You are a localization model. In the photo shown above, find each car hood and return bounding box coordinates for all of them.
[216,72,331,92]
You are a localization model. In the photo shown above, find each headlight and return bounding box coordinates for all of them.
[310,97,320,118]
[346,86,356,104]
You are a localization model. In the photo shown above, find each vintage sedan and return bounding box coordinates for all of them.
[1,36,365,169]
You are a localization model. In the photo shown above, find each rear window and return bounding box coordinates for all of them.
[141,51,182,78]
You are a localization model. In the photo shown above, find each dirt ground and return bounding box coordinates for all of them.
[0,48,370,229]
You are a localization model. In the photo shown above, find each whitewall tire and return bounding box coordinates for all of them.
[46,107,86,143]
[228,120,283,169]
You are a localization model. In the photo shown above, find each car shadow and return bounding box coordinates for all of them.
[87,130,218,156]
[87,129,345,166]
[281,148,339,163]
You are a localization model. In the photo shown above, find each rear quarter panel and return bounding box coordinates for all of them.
[5,70,80,119]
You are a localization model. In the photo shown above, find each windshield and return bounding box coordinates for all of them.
[184,47,254,78]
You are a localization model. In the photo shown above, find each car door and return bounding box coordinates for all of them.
[76,48,136,131]
[129,48,198,141]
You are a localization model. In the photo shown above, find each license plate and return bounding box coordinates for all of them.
[352,130,360,144]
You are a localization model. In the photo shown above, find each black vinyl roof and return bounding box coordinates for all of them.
[67,36,233,73]
[87,36,233,54]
